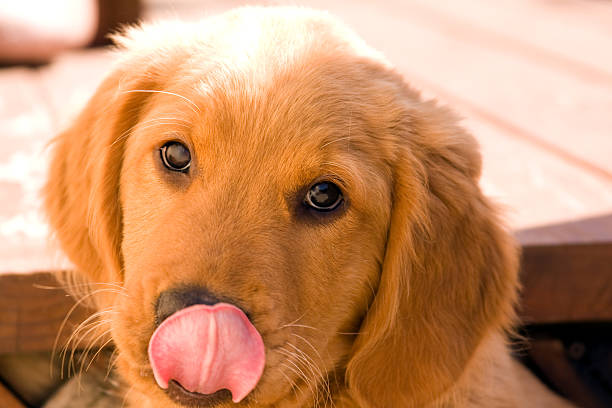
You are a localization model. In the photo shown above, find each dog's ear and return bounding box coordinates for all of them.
[346,96,519,406]
[44,51,163,296]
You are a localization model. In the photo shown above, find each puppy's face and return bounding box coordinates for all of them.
[46,8,518,408]
[114,43,396,407]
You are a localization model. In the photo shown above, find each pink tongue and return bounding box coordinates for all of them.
[148,303,265,403]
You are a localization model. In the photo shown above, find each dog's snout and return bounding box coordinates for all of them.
[155,286,222,326]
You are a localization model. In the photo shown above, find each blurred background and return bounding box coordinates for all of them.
[0,1,611,407]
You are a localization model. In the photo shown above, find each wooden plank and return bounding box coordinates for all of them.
[465,113,612,232]
[520,243,612,323]
[0,381,26,408]
[0,273,90,354]
[402,0,612,85]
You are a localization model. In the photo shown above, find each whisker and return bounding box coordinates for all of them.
[280,323,321,332]
[286,342,326,383]
[85,336,115,373]
[280,361,312,399]
[279,369,301,399]
[279,347,321,407]
[53,298,117,378]
[66,319,113,378]
[278,313,307,329]
[280,322,358,336]
[35,281,127,292]
[77,325,113,373]
[122,89,201,115]
[72,326,111,393]
[280,362,309,405]
[320,136,352,150]
[121,385,136,408]
[278,349,311,382]
[281,346,318,383]
[105,348,120,380]
[290,333,326,367]
[60,310,114,376]
[287,341,334,408]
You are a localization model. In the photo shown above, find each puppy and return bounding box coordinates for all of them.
[44,6,574,408]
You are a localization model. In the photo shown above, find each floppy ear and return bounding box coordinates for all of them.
[44,53,163,301]
[346,97,519,406]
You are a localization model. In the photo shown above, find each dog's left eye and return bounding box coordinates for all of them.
[304,181,343,212]
[160,142,191,172]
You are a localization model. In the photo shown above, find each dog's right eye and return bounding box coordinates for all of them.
[160,142,191,172]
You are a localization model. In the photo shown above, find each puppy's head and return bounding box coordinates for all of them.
[45,7,518,407]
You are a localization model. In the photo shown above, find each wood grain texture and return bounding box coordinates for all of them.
[520,243,612,323]
[0,272,90,354]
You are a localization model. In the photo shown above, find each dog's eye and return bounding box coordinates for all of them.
[304,182,343,211]
[160,142,191,172]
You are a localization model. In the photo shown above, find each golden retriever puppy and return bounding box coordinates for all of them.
[44,6,574,408]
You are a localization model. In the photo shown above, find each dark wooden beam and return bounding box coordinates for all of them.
[517,213,612,323]
[0,272,90,355]
[520,243,612,323]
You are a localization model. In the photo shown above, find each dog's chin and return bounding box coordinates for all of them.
[149,366,299,408]
[166,380,235,407]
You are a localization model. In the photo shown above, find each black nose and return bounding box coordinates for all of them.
[155,286,222,327]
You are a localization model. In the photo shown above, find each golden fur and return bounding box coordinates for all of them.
[44,7,573,408]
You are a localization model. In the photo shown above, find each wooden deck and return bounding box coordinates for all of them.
[0,1,611,407]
